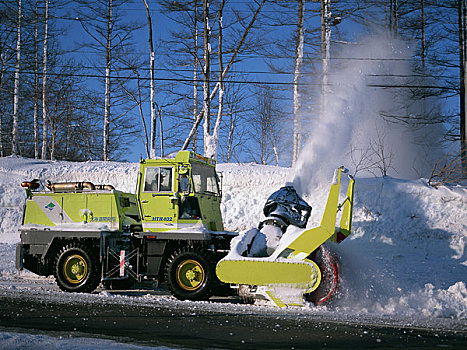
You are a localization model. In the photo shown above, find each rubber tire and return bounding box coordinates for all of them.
[54,243,101,293]
[165,247,216,301]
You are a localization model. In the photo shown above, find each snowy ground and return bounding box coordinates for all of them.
[0,155,466,347]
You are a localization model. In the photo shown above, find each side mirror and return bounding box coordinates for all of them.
[179,174,191,195]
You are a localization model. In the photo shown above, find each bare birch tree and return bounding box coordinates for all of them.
[459,0,467,173]
[291,0,305,166]
[11,0,21,155]
[205,0,225,160]
[33,0,39,158]
[193,0,199,152]
[142,0,157,158]
[202,0,211,157]
[102,0,112,161]
[41,0,48,159]
[0,6,15,157]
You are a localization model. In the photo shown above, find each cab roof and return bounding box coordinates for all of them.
[140,151,216,167]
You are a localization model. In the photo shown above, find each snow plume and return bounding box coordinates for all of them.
[291,35,445,194]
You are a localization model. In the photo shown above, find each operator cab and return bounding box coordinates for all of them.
[137,151,224,234]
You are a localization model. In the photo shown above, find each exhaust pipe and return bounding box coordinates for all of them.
[45,182,115,192]
[95,184,115,191]
[46,181,95,192]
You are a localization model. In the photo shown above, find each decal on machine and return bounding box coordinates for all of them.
[91,216,117,223]
[45,202,56,211]
[33,196,72,224]
[152,216,173,222]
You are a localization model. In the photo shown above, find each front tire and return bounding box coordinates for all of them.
[54,243,101,293]
[165,247,216,301]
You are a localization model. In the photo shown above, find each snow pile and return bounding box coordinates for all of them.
[0,156,466,320]
[218,163,289,231]
[333,177,467,319]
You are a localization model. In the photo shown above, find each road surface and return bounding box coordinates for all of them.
[0,278,466,349]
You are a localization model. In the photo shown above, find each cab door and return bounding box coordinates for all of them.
[139,166,176,232]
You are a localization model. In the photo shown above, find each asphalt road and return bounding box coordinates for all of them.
[1,285,467,350]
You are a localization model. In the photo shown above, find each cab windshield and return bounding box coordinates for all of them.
[191,162,220,196]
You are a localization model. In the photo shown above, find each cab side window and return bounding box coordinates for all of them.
[143,167,173,192]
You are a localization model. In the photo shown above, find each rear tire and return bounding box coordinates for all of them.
[165,247,216,301]
[54,243,101,293]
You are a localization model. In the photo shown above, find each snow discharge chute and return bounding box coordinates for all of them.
[216,167,355,308]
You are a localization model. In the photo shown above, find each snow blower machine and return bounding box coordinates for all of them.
[17,151,354,308]
[216,166,355,307]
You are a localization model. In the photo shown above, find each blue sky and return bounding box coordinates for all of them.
[55,1,460,164]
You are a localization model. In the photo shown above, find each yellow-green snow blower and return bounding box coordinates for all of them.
[216,167,355,307]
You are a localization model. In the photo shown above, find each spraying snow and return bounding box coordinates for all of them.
[292,36,445,194]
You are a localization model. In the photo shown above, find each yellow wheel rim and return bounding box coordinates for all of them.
[63,254,88,284]
[176,259,205,291]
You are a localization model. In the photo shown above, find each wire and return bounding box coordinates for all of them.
[59,49,431,61]
[12,69,457,90]
[3,62,456,80]
[5,64,453,81]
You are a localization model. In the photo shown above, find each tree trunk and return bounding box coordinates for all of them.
[157,104,164,156]
[193,0,199,152]
[137,74,150,158]
[292,0,305,166]
[142,0,157,159]
[103,0,112,161]
[202,0,211,157]
[271,127,279,166]
[393,0,398,36]
[34,0,39,159]
[12,0,21,156]
[41,0,49,159]
[320,0,331,118]
[206,0,225,160]
[459,0,467,174]
[420,0,426,69]
[0,48,6,157]
[50,124,55,161]
[226,107,234,162]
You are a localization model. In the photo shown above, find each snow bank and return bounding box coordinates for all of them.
[331,177,467,319]
[0,156,465,320]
